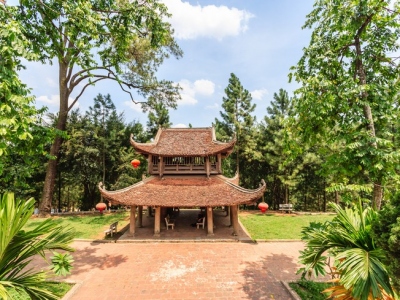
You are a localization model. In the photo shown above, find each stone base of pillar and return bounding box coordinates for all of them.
[207,233,215,237]
[153,233,160,237]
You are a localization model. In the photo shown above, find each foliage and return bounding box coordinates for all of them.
[298,202,394,299]
[7,282,72,300]
[0,4,53,196]
[289,0,400,209]
[0,193,75,300]
[50,252,74,277]
[373,192,400,293]
[146,102,172,140]
[6,0,182,214]
[214,73,257,183]
[289,279,332,300]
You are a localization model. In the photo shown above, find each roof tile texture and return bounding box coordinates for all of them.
[131,128,235,157]
[100,176,265,207]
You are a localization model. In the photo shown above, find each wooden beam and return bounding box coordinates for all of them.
[231,205,239,236]
[154,206,161,237]
[129,205,137,236]
[138,206,143,228]
[207,207,214,236]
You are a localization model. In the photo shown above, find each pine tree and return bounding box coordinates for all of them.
[215,73,256,177]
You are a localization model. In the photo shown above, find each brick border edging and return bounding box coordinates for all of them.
[281,281,302,300]
[61,280,83,300]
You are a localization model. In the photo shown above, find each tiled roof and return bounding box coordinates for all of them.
[99,175,265,207]
[130,127,235,157]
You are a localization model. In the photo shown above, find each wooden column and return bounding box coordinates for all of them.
[206,156,210,177]
[154,206,161,237]
[217,153,222,173]
[231,205,239,236]
[129,205,137,236]
[138,206,143,227]
[148,154,153,174]
[159,157,164,177]
[229,206,233,226]
[207,207,214,236]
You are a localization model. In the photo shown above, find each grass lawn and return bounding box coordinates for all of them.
[7,282,73,300]
[26,211,130,239]
[239,212,335,240]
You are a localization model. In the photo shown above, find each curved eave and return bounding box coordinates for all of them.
[98,176,266,207]
[129,132,236,157]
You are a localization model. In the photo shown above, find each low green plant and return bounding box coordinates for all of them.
[0,193,75,299]
[298,202,394,299]
[289,279,332,300]
[50,252,74,276]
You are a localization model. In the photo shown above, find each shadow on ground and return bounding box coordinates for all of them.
[241,253,300,299]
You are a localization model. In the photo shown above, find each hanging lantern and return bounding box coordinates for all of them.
[131,159,140,169]
[258,201,269,213]
[96,202,107,213]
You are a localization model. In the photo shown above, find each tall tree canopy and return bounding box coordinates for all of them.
[6,0,182,215]
[289,0,400,210]
[215,73,256,178]
[0,4,52,194]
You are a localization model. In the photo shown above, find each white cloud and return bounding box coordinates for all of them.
[205,103,219,110]
[251,88,268,100]
[177,79,215,105]
[172,123,187,128]
[194,79,215,96]
[123,100,144,113]
[162,0,254,40]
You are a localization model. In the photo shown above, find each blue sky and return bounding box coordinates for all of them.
[11,0,314,128]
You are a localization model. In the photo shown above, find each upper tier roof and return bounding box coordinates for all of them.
[130,127,235,157]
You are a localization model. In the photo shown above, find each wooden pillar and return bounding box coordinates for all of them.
[154,206,161,237]
[129,205,137,236]
[229,206,233,226]
[148,154,153,174]
[231,205,239,236]
[217,153,222,173]
[159,157,164,177]
[207,207,214,236]
[206,156,210,177]
[147,206,153,217]
[138,206,143,227]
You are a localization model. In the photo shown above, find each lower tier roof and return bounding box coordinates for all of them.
[99,175,265,207]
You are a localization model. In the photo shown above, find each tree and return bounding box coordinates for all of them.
[146,102,172,140]
[289,0,400,210]
[8,0,182,216]
[0,193,75,299]
[215,73,256,178]
[0,4,52,196]
[373,193,400,293]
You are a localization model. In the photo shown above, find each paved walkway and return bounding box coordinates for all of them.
[33,210,306,299]
[60,241,304,300]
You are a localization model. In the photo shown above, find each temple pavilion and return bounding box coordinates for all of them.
[98,127,266,237]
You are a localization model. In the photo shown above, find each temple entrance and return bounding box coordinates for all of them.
[118,207,251,241]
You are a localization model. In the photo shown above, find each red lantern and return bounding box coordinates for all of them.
[96,202,107,213]
[258,202,269,213]
[131,159,140,168]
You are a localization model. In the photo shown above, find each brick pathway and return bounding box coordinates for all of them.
[31,210,305,299]
[47,240,302,300]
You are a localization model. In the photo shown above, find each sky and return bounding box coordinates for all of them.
[10,0,315,128]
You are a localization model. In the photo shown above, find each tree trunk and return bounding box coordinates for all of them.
[39,60,69,217]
